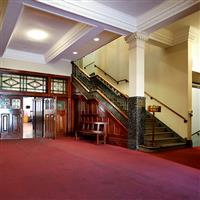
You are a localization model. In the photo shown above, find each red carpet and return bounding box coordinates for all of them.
[0,138,199,200]
[152,147,200,170]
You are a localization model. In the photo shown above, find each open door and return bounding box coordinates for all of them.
[32,97,44,138]
[0,95,23,139]
[44,98,56,139]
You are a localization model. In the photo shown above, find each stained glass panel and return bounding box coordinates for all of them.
[25,76,46,93]
[0,97,10,109]
[12,99,21,109]
[51,79,66,94]
[0,73,47,93]
[1,74,21,91]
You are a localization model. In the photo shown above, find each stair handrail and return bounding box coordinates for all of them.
[96,89,128,120]
[94,65,129,85]
[84,62,95,69]
[93,75,128,99]
[72,62,128,99]
[145,92,188,123]
[72,76,128,129]
[192,129,200,136]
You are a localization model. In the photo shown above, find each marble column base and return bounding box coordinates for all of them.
[185,140,192,147]
[128,97,145,150]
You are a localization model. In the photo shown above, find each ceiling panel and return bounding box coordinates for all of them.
[8,6,79,54]
[95,0,165,17]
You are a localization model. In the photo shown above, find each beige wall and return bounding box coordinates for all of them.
[0,57,72,76]
[82,37,129,94]
[145,42,190,139]
[82,36,192,139]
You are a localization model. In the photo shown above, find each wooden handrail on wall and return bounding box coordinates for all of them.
[192,130,200,136]
[145,92,188,123]
[94,65,129,85]
[84,62,95,69]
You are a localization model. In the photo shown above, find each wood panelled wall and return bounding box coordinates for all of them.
[0,68,74,136]
[74,95,128,147]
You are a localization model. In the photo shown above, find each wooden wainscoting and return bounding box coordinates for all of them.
[74,96,128,147]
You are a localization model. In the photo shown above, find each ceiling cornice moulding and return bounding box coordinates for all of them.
[45,23,93,63]
[137,0,200,32]
[149,29,173,47]
[149,26,200,48]
[36,0,137,33]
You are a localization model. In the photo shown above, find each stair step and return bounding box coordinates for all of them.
[144,127,167,133]
[160,142,186,148]
[145,137,179,142]
[139,142,186,152]
[145,121,159,125]
[144,132,173,139]
[145,118,153,121]
[144,137,181,146]
[145,131,173,135]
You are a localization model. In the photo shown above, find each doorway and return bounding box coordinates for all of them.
[0,95,64,140]
[23,97,34,138]
[23,97,57,139]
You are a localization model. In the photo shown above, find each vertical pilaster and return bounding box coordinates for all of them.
[187,27,196,146]
[125,32,148,149]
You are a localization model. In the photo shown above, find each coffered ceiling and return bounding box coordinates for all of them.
[0,0,199,64]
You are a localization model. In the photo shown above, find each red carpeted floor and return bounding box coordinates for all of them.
[0,138,199,200]
[152,147,200,170]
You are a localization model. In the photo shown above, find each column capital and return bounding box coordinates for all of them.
[125,32,149,44]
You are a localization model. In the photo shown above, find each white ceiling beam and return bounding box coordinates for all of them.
[46,26,106,62]
[23,0,131,36]
[0,0,24,56]
[63,27,113,61]
[137,0,200,33]
[45,23,93,63]
[35,0,136,32]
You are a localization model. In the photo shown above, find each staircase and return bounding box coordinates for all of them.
[139,114,186,152]
[72,62,186,151]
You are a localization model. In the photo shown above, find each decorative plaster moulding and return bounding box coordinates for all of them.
[125,32,149,43]
[125,32,149,50]
[137,0,200,32]
[45,23,93,63]
[149,29,174,47]
[149,26,200,48]
[36,0,137,33]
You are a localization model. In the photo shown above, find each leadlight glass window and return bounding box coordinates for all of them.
[0,73,47,93]
[1,74,21,91]
[25,76,46,93]
[12,99,21,109]
[0,97,10,109]
[51,78,66,94]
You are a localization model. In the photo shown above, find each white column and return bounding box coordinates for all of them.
[125,32,148,97]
